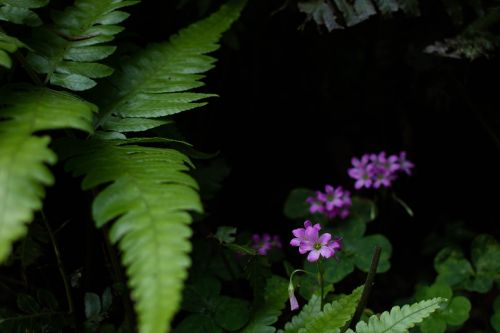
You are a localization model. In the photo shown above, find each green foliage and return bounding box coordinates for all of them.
[300,286,363,333]
[0,84,96,263]
[278,287,362,333]
[64,138,203,333]
[241,275,289,333]
[215,226,237,243]
[84,288,113,331]
[297,0,419,31]
[0,31,26,68]
[283,188,314,219]
[176,276,254,333]
[0,0,48,26]
[434,234,500,293]
[97,0,246,133]
[56,1,246,332]
[0,289,65,332]
[278,294,321,333]
[346,298,445,333]
[415,282,471,333]
[26,0,138,91]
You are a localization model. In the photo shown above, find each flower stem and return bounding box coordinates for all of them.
[317,259,325,309]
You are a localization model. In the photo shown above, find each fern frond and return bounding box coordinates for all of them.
[0,31,26,68]
[0,0,48,26]
[241,275,289,333]
[97,0,247,133]
[302,286,363,333]
[278,294,321,333]
[64,138,202,333]
[349,298,445,333]
[26,0,138,91]
[0,84,97,263]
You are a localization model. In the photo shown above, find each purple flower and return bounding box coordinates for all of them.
[290,220,321,248]
[318,185,344,210]
[348,151,414,189]
[348,155,374,189]
[306,192,325,214]
[290,221,342,262]
[397,151,414,175]
[252,233,281,255]
[306,186,352,220]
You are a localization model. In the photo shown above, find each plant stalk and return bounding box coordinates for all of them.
[347,246,382,331]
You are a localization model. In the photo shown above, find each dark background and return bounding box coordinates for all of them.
[127,0,500,309]
[133,2,500,243]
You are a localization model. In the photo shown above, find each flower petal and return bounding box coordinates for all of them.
[307,250,320,262]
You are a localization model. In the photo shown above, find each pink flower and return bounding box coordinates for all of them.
[290,221,342,262]
[252,233,281,255]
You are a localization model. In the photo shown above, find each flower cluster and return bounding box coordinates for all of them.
[290,220,342,262]
[348,151,414,189]
[252,233,282,255]
[306,185,351,219]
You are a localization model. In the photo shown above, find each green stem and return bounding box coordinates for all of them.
[346,246,382,331]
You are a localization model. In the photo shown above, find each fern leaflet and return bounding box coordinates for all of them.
[301,286,363,333]
[0,84,97,263]
[347,298,445,333]
[278,294,321,333]
[26,0,138,91]
[0,31,26,68]
[0,0,48,26]
[63,138,202,333]
[97,0,247,133]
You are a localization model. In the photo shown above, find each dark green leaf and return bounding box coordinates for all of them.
[434,247,473,287]
[443,296,471,326]
[16,294,40,313]
[283,188,314,219]
[84,292,102,319]
[333,0,376,27]
[215,226,237,244]
[214,296,251,331]
[352,234,392,273]
[241,275,289,333]
[298,0,342,31]
[102,288,112,312]
[174,314,221,333]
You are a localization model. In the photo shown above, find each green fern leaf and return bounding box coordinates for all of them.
[241,275,289,333]
[26,0,138,91]
[278,294,321,333]
[97,0,247,133]
[350,298,446,333]
[301,286,363,333]
[0,84,97,263]
[0,0,48,26]
[0,31,26,68]
[64,138,202,333]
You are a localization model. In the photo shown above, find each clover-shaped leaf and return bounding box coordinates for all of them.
[283,188,314,219]
[416,282,471,333]
[434,247,474,288]
[435,235,500,293]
